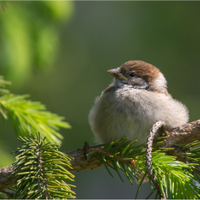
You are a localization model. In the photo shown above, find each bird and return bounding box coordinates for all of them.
[89,60,189,146]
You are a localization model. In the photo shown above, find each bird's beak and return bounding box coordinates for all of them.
[107,69,128,80]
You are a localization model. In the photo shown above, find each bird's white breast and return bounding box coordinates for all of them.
[89,85,188,145]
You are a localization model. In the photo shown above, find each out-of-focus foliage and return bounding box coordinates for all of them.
[0,1,74,86]
[0,75,11,95]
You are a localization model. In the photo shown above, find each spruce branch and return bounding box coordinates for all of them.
[85,132,200,199]
[0,120,200,199]
[146,151,200,199]
[12,133,75,199]
[86,138,145,185]
[0,76,70,145]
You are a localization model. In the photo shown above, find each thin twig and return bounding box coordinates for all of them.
[146,121,166,199]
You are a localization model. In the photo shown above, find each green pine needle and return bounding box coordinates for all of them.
[87,138,143,186]
[12,133,75,199]
[137,150,200,199]
[0,94,71,144]
[88,138,200,199]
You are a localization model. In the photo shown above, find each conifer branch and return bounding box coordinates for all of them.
[0,120,200,198]
[0,76,71,145]
[0,119,200,193]
[0,94,71,145]
[12,134,75,199]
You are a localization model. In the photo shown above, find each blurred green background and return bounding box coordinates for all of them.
[1,1,200,198]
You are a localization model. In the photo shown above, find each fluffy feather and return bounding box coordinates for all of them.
[89,60,189,145]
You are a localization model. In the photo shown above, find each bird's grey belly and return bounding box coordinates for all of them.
[95,108,150,145]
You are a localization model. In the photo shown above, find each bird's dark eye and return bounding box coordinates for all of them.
[129,72,137,77]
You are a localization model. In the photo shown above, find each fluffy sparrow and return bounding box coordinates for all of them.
[89,60,189,145]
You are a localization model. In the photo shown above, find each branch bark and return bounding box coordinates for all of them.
[65,143,105,173]
[0,119,200,191]
[0,165,15,191]
[163,119,200,147]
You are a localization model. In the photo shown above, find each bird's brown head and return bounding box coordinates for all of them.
[107,60,168,94]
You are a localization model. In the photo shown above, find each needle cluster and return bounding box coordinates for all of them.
[12,133,75,199]
[87,137,200,199]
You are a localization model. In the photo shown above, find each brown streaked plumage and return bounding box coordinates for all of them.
[120,60,160,83]
[105,60,169,95]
